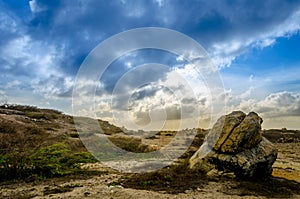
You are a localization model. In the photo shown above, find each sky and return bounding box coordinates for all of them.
[0,0,300,130]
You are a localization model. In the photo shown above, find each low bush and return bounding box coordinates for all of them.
[0,150,33,180]
[26,125,45,135]
[32,142,75,177]
[24,112,59,120]
[0,120,17,134]
[0,104,39,112]
[0,142,97,181]
[109,135,152,153]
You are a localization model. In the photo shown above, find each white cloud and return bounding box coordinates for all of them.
[0,8,71,102]
[0,33,72,103]
[31,75,74,99]
[0,11,18,34]
[0,90,8,104]
[85,59,223,130]
[239,86,254,100]
[1,0,300,130]
[29,0,47,13]
[1,35,64,78]
[255,38,276,49]
[223,91,300,129]
[209,8,300,68]
[126,7,145,18]
[5,80,21,89]
[221,62,300,103]
[256,92,300,117]
[153,0,166,7]
[229,91,300,117]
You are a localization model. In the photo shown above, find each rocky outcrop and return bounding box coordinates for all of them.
[189,111,278,178]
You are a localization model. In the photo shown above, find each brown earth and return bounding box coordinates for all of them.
[0,105,299,198]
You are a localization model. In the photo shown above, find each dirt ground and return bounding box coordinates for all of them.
[0,106,299,198]
[1,142,299,199]
[272,143,300,182]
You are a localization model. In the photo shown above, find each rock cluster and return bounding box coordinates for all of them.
[189,111,278,178]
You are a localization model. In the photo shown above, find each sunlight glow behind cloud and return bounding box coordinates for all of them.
[0,0,300,129]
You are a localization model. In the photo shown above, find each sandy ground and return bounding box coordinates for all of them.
[1,173,292,199]
[1,106,299,198]
[1,143,300,199]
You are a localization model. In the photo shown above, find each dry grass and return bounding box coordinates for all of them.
[0,105,97,181]
[109,135,156,153]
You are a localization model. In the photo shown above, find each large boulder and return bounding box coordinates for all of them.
[189,111,278,178]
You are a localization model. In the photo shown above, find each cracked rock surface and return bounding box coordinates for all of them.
[189,111,278,178]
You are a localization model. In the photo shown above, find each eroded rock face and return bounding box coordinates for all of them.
[189,111,278,178]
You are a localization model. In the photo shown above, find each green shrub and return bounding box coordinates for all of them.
[139,180,158,187]
[1,104,39,112]
[69,152,98,164]
[0,150,33,180]
[24,112,58,120]
[32,142,74,177]
[0,142,97,181]
[109,136,150,153]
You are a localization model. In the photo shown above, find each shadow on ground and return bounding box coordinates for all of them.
[121,163,300,198]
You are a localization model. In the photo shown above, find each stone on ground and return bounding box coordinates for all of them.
[189,111,278,178]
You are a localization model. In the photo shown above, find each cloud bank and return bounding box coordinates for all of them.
[1,0,300,129]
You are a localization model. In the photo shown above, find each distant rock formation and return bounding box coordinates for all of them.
[189,111,278,178]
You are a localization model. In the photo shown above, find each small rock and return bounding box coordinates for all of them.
[108,185,123,189]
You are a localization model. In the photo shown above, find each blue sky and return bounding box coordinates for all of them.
[0,0,300,129]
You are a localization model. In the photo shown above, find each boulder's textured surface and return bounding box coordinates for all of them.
[189,111,278,178]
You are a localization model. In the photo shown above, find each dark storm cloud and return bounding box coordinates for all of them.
[27,0,300,74]
[130,85,159,101]
[172,0,300,45]
[0,0,300,100]
[3,0,300,74]
[98,49,177,95]
[110,65,170,110]
[25,0,167,75]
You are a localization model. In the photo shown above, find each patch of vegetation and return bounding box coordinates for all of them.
[0,104,40,112]
[32,143,79,177]
[122,160,300,197]
[109,135,154,153]
[69,132,79,138]
[24,111,59,120]
[139,180,158,187]
[64,183,84,188]
[0,104,101,181]
[121,160,208,194]
[0,120,17,134]
[0,104,62,122]
[0,128,44,154]
[263,129,300,143]
[26,125,45,135]
[0,142,97,181]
